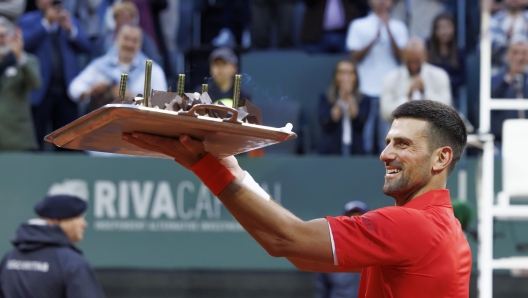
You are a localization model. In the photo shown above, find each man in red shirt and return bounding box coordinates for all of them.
[123,100,471,297]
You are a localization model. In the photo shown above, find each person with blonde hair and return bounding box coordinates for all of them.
[318,59,366,155]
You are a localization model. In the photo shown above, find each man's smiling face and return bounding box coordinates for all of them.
[380,118,433,206]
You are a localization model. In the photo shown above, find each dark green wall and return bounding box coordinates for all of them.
[0,154,524,270]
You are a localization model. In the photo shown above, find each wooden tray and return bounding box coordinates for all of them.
[45,104,297,158]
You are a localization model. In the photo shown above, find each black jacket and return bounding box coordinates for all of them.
[317,94,367,155]
[0,221,105,298]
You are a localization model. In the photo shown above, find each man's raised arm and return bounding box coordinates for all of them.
[122,133,336,267]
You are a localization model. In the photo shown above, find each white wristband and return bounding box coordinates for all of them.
[241,171,271,201]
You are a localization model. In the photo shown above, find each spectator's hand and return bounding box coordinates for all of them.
[9,29,24,62]
[413,76,424,93]
[44,6,61,24]
[379,13,390,25]
[408,76,424,98]
[331,101,343,122]
[375,24,382,41]
[58,10,72,33]
[89,82,110,96]
[339,80,353,98]
[507,23,514,40]
[109,85,133,99]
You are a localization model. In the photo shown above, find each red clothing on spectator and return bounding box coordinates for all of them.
[326,189,471,298]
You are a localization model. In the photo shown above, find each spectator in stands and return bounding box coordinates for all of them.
[300,0,369,53]
[380,37,452,122]
[92,1,161,64]
[318,59,366,155]
[69,24,167,111]
[427,12,466,111]
[0,194,106,298]
[315,200,368,298]
[490,37,528,148]
[63,0,103,42]
[199,47,251,107]
[0,0,26,22]
[391,0,445,39]
[0,17,41,151]
[346,0,408,155]
[490,0,528,73]
[251,0,297,49]
[18,0,92,151]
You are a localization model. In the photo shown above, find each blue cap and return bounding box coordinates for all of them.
[34,195,87,219]
[209,47,238,65]
[343,201,369,215]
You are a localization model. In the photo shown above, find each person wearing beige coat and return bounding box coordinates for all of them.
[380,37,451,122]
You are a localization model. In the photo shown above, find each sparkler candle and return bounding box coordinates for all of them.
[178,74,185,97]
[119,74,128,101]
[177,74,186,111]
[233,74,241,109]
[143,60,152,107]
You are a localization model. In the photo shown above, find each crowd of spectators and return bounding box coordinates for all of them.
[0,0,524,155]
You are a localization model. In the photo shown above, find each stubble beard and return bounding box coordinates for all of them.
[382,164,431,203]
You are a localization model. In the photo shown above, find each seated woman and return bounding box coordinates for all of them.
[427,12,466,111]
[318,59,367,156]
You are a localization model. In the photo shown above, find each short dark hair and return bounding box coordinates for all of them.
[392,100,467,174]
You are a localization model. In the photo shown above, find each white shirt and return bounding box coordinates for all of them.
[68,49,167,102]
[380,63,452,122]
[346,13,408,97]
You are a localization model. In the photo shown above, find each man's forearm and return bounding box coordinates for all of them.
[387,28,402,62]
[216,178,334,263]
[351,39,377,62]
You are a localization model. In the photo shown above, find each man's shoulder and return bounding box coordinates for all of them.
[18,11,42,23]
[383,67,405,82]
[388,18,407,27]
[369,205,425,222]
[424,63,449,78]
[349,14,375,29]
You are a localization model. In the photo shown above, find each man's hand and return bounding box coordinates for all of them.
[9,29,24,61]
[89,82,110,96]
[44,6,61,24]
[413,76,424,93]
[122,133,245,181]
[58,10,72,33]
[109,84,134,99]
[408,76,424,98]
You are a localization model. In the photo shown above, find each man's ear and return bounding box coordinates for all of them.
[432,146,453,173]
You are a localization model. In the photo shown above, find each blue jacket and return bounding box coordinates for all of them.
[317,94,367,155]
[315,272,361,298]
[0,222,105,298]
[18,11,92,106]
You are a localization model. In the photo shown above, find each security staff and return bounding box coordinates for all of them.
[0,195,105,298]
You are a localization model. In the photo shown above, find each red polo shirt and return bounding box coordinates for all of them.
[326,189,471,298]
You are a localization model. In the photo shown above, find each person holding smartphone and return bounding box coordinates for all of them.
[17,0,92,151]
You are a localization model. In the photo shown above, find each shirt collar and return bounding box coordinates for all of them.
[107,46,141,68]
[402,189,452,210]
[401,63,431,78]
